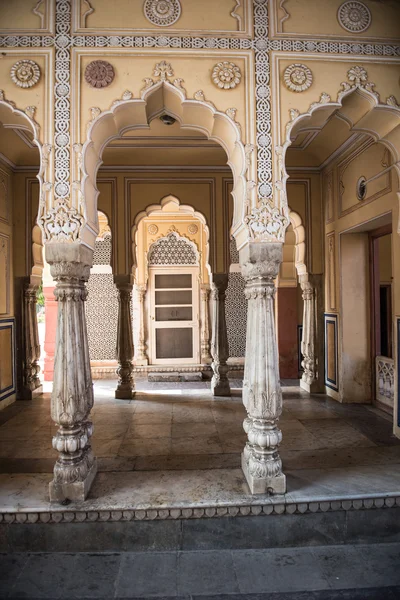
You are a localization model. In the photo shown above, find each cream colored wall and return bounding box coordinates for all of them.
[0,160,15,408]
[97,170,233,276]
[341,232,371,404]
[270,0,400,41]
[378,234,392,285]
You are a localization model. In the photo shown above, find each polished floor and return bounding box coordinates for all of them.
[0,379,399,476]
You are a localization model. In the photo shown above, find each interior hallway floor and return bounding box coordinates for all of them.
[0,378,399,475]
[1,379,400,516]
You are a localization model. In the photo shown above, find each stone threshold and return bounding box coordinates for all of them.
[1,465,400,523]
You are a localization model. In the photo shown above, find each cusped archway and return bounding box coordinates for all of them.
[81,81,247,251]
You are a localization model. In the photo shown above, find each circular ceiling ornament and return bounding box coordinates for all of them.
[144,0,181,27]
[283,64,313,93]
[10,60,41,88]
[148,224,159,235]
[187,224,198,235]
[212,62,242,90]
[337,1,371,33]
[84,60,115,89]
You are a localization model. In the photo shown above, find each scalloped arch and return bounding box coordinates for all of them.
[80,81,247,250]
[280,87,400,231]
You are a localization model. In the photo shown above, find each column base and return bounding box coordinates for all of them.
[241,453,286,495]
[115,385,135,399]
[21,384,43,400]
[300,378,323,394]
[49,457,97,503]
[211,378,231,397]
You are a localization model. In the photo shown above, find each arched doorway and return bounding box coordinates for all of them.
[281,73,400,434]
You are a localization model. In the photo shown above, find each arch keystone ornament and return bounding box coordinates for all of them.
[10,60,41,88]
[144,0,181,27]
[212,61,242,90]
[84,60,115,88]
[337,1,371,33]
[283,64,313,93]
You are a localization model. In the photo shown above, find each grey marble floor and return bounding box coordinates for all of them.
[1,543,399,599]
[0,380,399,512]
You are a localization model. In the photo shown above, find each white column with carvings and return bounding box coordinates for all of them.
[115,275,135,399]
[134,283,148,366]
[240,242,286,495]
[22,280,42,398]
[200,284,212,364]
[211,274,230,396]
[46,244,97,503]
[300,278,316,390]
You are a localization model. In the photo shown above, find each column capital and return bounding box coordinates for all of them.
[45,242,93,283]
[240,242,283,281]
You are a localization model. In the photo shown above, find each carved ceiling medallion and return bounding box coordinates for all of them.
[144,0,181,27]
[147,224,159,235]
[10,60,41,88]
[212,62,242,90]
[337,1,371,33]
[84,60,115,88]
[283,64,313,93]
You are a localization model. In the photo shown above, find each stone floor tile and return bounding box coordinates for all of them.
[311,544,374,590]
[357,542,400,585]
[172,404,214,424]
[301,419,376,449]
[172,421,217,438]
[91,438,122,457]
[12,438,54,459]
[0,441,19,458]
[177,550,239,595]
[0,553,30,597]
[131,411,173,425]
[232,548,329,593]
[171,435,223,455]
[116,552,178,597]
[93,423,130,440]
[9,552,121,598]
[128,422,172,439]
[118,437,172,457]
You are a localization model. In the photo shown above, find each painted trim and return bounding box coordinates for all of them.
[324,313,338,391]
[0,318,16,402]
[397,318,400,428]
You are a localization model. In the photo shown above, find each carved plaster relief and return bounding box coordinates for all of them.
[326,233,336,311]
[10,60,41,88]
[324,170,334,224]
[283,63,313,93]
[337,1,371,33]
[0,170,9,225]
[84,60,115,88]
[0,234,10,315]
[211,61,242,90]
[143,0,181,27]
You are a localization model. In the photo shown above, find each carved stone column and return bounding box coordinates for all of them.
[134,283,148,366]
[115,275,135,399]
[300,274,325,393]
[210,274,230,396]
[200,284,212,364]
[300,278,315,390]
[240,242,286,495]
[46,243,97,503]
[22,280,42,399]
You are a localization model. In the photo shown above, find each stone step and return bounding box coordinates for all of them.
[148,371,203,382]
[1,504,399,553]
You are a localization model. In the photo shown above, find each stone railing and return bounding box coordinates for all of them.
[376,356,395,408]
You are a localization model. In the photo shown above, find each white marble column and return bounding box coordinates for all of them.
[200,284,212,364]
[115,275,135,399]
[300,274,324,393]
[22,280,42,398]
[46,243,97,503]
[240,242,286,495]
[300,278,315,390]
[211,274,230,396]
[134,283,148,366]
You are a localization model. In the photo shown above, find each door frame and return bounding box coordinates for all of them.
[148,266,201,366]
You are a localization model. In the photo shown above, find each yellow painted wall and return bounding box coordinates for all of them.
[97,170,233,275]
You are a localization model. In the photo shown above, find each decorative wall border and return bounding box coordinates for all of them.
[0,234,11,316]
[325,312,339,391]
[0,318,16,402]
[1,494,399,523]
[397,318,400,428]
